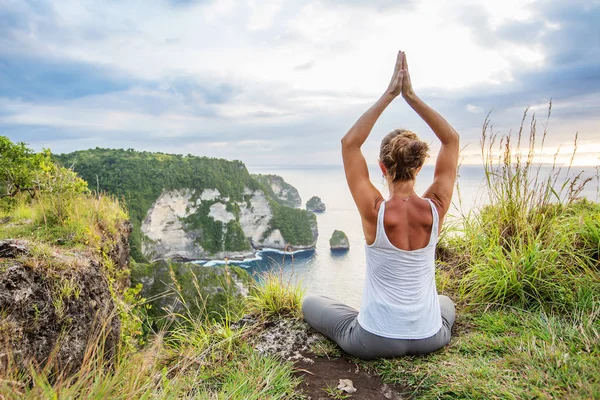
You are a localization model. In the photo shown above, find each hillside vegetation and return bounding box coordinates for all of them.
[55,149,316,261]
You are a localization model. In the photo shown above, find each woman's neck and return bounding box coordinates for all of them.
[388,180,416,199]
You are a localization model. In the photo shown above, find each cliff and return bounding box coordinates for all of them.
[55,149,317,262]
[0,137,132,373]
[252,174,302,208]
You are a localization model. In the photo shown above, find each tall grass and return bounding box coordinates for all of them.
[0,191,127,252]
[449,104,600,312]
[0,268,306,399]
[246,271,305,319]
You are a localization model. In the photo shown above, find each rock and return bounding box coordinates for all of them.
[130,260,252,327]
[329,230,349,251]
[252,174,302,208]
[235,315,325,364]
[141,189,216,261]
[306,196,326,213]
[338,379,357,394]
[0,240,29,258]
[0,240,121,375]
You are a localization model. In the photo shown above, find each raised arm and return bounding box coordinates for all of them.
[341,52,404,232]
[401,55,460,219]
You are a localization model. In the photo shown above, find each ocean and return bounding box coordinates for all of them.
[223,164,598,309]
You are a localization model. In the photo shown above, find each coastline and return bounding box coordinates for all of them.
[192,247,316,268]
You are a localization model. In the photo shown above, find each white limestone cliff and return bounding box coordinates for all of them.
[141,187,308,261]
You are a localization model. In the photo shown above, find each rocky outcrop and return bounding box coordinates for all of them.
[306,196,326,212]
[0,240,122,375]
[252,174,302,208]
[233,315,325,363]
[329,230,349,251]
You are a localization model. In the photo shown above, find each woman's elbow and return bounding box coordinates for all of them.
[442,130,460,146]
[341,134,359,149]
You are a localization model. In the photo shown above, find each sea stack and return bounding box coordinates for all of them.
[329,230,349,251]
[306,196,326,212]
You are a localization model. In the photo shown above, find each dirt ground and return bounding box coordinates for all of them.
[293,352,409,400]
[239,316,411,399]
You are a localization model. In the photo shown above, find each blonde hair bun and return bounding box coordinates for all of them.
[380,129,429,181]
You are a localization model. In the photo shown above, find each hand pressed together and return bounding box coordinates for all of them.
[386,50,414,98]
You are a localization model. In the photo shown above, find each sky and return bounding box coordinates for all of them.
[1,0,599,166]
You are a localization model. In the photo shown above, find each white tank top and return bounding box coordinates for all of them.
[357,198,442,339]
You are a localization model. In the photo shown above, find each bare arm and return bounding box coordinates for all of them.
[342,51,405,240]
[401,55,460,219]
[341,94,392,223]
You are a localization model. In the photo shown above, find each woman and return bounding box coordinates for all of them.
[302,51,459,360]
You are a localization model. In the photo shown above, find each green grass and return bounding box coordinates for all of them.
[246,271,305,319]
[310,338,342,359]
[367,307,600,399]
[310,339,342,359]
[443,105,600,313]
[0,191,128,254]
[216,353,302,399]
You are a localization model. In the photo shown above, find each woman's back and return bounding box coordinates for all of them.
[357,198,442,339]
[369,196,436,250]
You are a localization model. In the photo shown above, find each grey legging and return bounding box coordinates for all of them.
[302,294,455,360]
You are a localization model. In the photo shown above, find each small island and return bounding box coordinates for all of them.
[329,230,349,251]
[306,196,326,212]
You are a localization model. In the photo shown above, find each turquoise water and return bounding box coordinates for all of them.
[231,164,599,309]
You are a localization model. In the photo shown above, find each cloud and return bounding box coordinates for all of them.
[321,0,416,11]
[0,0,598,166]
[294,60,316,70]
[0,54,136,102]
[161,76,238,105]
[167,0,209,5]
[466,104,484,114]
